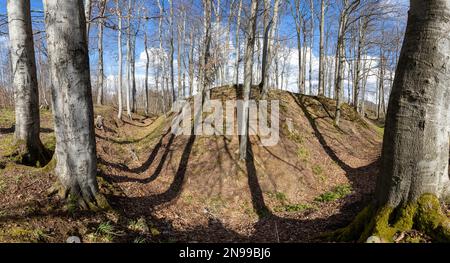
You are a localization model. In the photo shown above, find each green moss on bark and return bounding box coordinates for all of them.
[415,194,450,242]
[328,194,450,243]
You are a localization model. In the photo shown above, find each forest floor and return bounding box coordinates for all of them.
[0,86,443,243]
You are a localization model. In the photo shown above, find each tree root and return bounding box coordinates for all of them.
[7,139,52,167]
[47,180,111,213]
[328,194,450,243]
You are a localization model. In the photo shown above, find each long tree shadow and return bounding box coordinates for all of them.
[0,125,53,134]
[98,129,174,180]
[109,132,196,216]
[289,92,379,194]
[245,135,272,219]
[241,136,374,242]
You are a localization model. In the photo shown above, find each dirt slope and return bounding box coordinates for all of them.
[0,86,385,243]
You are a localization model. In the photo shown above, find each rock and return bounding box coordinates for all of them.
[95,115,104,129]
[366,235,382,243]
[66,236,81,243]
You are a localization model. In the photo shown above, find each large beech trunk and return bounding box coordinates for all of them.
[333,0,450,243]
[376,0,450,207]
[7,0,49,165]
[43,0,99,203]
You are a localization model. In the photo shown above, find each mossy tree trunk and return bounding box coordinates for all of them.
[333,0,450,242]
[43,0,101,206]
[7,0,50,166]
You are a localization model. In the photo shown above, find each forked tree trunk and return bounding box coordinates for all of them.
[7,0,49,165]
[333,0,450,243]
[43,0,101,204]
[260,0,271,97]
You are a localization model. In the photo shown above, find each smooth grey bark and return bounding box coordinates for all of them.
[177,8,184,100]
[130,12,139,113]
[43,0,98,201]
[201,0,212,96]
[266,0,281,90]
[157,0,167,114]
[235,0,242,86]
[96,0,107,105]
[260,0,272,97]
[117,0,123,119]
[308,0,314,95]
[125,0,132,118]
[169,0,175,102]
[334,10,345,126]
[239,0,259,161]
[376,0,450,207]
[293,0,304,94]
[84,0,92,45]
[7,0,48,165]
[188,28,195,97]
[353,16,367,112]
[144,31,150,116]
[318,0,325,96]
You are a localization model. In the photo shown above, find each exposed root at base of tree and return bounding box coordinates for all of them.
[47,178,111,213]
[327,194,450,243]
[6,139,52,167]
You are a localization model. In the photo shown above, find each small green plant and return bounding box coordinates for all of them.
[0,179,6,194]
[297,147,310,161]
[288,131,303,144]
[128,217,149,233]
[312,164,323,175]
[133,236,147,243]
[34,229,51,242]
[267,191,288,204]
[274,203,314,213]
[96,221,116,236]
[314,184,353,203]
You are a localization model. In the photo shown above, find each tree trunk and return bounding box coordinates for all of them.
[169,0,176,102]
[260,0,272,97]
[131,27,137,113]
[84,0,92,45]
[334,9,346,127]
[333,0,450,243]
[266,0,281,91]
[239,0,258,161]
[96,0,106,105]
[188,28,195,97]
[7,0,49,165]
[43,0,101,205]
[157,0,167,114]
[144,31,150,116]
[318,0,325,96]
[235,0,242,86]
[126,0,132,118]
[177,9,184,100]
[201,0,212,97]
[309,0,314,95]
[117,0,123,119]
